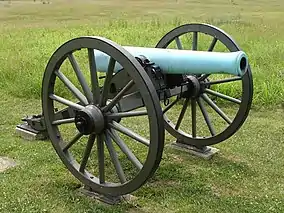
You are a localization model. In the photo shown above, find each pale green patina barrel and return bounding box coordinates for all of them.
[93,46,248,76]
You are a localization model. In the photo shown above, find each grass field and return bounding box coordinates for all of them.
[0,0,284,212]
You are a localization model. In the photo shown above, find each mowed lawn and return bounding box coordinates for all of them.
[0,0,284,213]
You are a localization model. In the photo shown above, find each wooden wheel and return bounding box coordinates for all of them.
[156,23,253,147]
[42,36,164,196]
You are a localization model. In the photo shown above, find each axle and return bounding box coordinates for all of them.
[93,46,248,76]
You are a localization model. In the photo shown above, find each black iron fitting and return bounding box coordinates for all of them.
[22,114,46,132]
[135,55,170,104]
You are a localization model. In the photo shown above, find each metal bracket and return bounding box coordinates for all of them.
[169,140,219,160]
[15,114,49,141]
[16,105,77,141]
[78,186,135,205]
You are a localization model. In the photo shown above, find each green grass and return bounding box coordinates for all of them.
[0,0,284,106]
[1,0,284,212]
[1,92,284,212]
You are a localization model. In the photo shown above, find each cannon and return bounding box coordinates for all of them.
[16,23,253,203]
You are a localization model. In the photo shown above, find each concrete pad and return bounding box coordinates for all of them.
[15,124,48,141]
[169,142,219,160]
[78,186,137,205]
[0,157,17,172]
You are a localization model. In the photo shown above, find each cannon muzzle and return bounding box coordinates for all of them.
[94,46,248,76]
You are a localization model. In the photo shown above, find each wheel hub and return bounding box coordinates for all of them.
[182,75,201,98]
[75,105,105,135]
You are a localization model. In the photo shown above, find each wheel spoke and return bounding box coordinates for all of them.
[197,98,216,136]
[68,53,93,103]
[102,80,135,113]
[205,88,241,104]
[108,129,143,170]
[175,98,190,130]
[163,97,179,114]
[109,121,150,147]
[198,38,218,81]
[105,133,126,183]
[191,99,197,138]
[52,118,75,125]
[201,94,232,124]
[54,70,88,105]
[175,37,183,50]
[199,74,210,81]
[88,49,100,104]
[49,94,84,111]
[106,110,147,120]
[192,32,198,50]
[97,134,105,184]
[208,37,218,52]
[202,77,242,86]
[99,57,116,107]
[79,134,96,173]
[62,132,83,152]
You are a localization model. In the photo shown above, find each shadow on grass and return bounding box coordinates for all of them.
[137,148,255,201]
